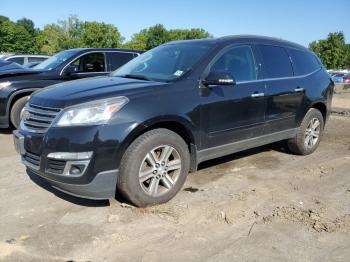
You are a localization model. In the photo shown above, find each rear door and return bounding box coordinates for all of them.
[257,44,304,133]
[107,52,137,71]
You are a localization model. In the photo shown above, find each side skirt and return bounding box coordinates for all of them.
[197,128,297,164]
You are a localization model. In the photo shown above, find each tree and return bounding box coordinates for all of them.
[17,18,36,36]
[37,24,67,55]
[168,28,211,41]
[0,16,39,54]
[81,21,124,48]
[345,44,350,68]
[123,30,148,50]
[145,24,169,50]
[37,15,124,54]
[58,15,84,49]
[0,16,212,55]
[309,32,348,69]
[124,24,212,50]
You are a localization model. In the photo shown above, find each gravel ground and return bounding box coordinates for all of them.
[0,106,349,261]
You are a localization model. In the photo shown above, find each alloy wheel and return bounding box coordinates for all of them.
[138,145,182,197]
[304,118,321,149]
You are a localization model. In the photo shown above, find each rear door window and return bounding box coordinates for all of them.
[258,45,293,78]
[28,57,47,63]
[209,45,257,82]
[287,48,321,75]
[109,52,136,71]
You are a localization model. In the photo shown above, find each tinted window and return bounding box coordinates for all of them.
[210,46,257,82]
[71,53,106,72]
[7,57,24,64]
[259,45,293,78]
[28,57,47,63]
[109,52,135,70]
[288,48,321,75]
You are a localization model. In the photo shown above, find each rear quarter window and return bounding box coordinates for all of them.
[258,45,293,78]
[287,48,321,76]
[109,52,136,70]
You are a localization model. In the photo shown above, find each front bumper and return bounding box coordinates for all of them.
[26,167,118,199]
[12,121,132,199]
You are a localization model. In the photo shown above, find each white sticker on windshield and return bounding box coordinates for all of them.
[174,70,184,76]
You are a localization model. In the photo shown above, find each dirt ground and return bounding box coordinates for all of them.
[0,94,349,261]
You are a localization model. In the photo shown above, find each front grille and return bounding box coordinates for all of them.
[23,103,61,133]
[23,151,41,170]
[46,159,66,175]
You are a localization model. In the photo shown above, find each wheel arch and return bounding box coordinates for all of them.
[7,88,38,118]
[117,116,199,172]
[310,101,327,123]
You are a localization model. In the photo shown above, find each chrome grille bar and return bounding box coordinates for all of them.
[22,103,62,133]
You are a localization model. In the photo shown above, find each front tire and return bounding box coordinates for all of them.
[288,108,324,155]
[117,128,190,207]
[10,96,28,129]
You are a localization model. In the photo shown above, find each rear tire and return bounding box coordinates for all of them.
[117,128,190,207]
[288,108,324,155]
[10,96,28,129]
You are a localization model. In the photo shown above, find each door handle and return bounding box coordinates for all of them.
[251,92,264,98]
[294,88,305,92]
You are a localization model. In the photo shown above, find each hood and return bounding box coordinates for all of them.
[0,62,42,77]
[30,76,166,108]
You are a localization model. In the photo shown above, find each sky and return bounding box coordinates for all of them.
[0,0,349,47]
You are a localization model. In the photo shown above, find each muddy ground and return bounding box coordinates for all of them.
[0,95,349,261]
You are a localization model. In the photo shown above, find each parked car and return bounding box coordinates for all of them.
[343,74,350,83]
[0,59,27,73]
[0,48,143,128]
[4,55,50,65]
[13,35,333,206]
[332,73,345,83]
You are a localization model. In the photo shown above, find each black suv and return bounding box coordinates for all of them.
[0,48,143,128]
[13,36,333,206]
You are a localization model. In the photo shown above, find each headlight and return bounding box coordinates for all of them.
[55,96,129,127]
[0,81,11,89]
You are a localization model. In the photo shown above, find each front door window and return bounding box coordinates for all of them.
[71,53,106,73]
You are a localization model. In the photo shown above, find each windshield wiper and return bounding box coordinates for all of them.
[122,74,152,81]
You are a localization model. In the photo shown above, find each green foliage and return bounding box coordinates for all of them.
[124,24,212,50]
[309,32,348,69]
[36,15,124,55]
[37,24,67,55]
[2,13,347,69]
[17,18,36,35]
[168,28,211,41]
[123,29,148,50]
[81,21,124,48]
[0,17,40,54]
[345,44,350,68]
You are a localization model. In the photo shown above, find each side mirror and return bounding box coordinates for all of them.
[64,65,78,76]
[202,71,235,87]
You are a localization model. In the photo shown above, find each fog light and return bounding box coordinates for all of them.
[69,164,85,175]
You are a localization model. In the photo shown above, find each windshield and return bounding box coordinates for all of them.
[0,59,11,67]
[112,42,214,82]
[33,49,78,71]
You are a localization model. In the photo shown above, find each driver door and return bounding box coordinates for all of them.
[200,45,267,149]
